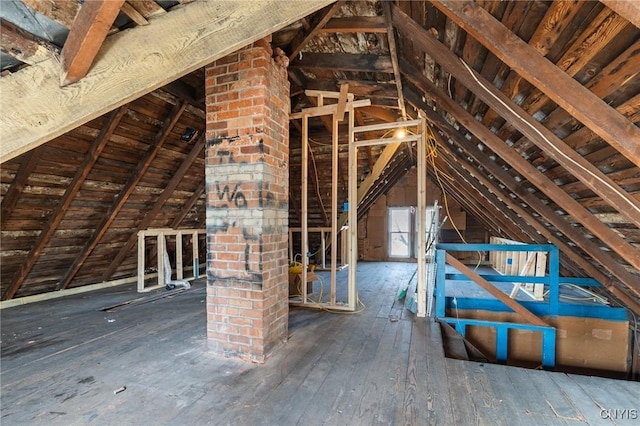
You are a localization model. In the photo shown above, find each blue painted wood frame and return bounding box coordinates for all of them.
[434,243,611,370]
[442,317,557,369]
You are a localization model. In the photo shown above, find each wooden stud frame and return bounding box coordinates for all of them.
[288,227,349,271]
[137,228,205,292]
[291,90,369,311]
[349,117,428,317]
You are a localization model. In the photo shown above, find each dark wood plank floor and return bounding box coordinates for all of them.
[1,262,638,425]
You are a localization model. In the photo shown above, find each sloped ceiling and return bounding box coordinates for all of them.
[0,1,639,314]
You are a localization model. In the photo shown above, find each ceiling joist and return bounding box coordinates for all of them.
[402,60,640,298]
[1,105,129,300]
[0,0,334,163]
[60,0,126,86]
[394,11,640,229]
[430,0,640,169]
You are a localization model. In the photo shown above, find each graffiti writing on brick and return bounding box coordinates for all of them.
[206,136,286,285]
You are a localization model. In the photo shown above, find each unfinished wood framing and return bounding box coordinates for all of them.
[490,237,547,301]
[350,118,428,317]
[60,0,126,86]
[136,228,205,292]
[430,0,640,169]
[0,0,333,162]
[292,90,362,311]
[2,0,639,340]
[289,227,348,271]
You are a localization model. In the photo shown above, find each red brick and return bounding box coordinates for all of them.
[206,44,289,360]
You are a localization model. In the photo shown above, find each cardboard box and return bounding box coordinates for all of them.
[288,272,315,296]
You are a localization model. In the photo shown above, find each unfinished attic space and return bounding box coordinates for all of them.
[2,0,640,423]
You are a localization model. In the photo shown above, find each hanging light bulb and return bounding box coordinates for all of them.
[394,127,407,139]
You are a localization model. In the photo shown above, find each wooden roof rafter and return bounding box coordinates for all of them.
[406,21,640,230]
[382,0,407,119]
[0,0,334,163]
[393,7,640,268]
[0,146,44,228]
[418,103,640,313]
[172,181,205,229]
[479,0,589,129]
[56,101,187,291]
[1,105,130,300]
[101,131,206,282]
[402,60,640,302]
[423,109,614,282]
[60,0,126,86]
[286,0,346,61]
[430,0,640,169]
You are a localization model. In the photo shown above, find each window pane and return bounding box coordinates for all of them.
[390,232,411,257]
[389,208,410,232]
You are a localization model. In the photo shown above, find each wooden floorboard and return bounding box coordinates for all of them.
[444,358,479,425]
[2,261,639,425]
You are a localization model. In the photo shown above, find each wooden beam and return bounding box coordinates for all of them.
[318,16,387,33]
[393,10,640,270]
[101,132,206,281]
[430,37,640,229]
[430,1,640,169]
[171,181,205,228]
[21,0,80,28]
[287,0,346,61]
[290,99,371,119]
[121,2,149,26]
[56,102,187,290]
[600,0,640,29]
[402,75,640,298]
[480,0,585,128]
[126,0,166,19]
[336,83,349,121]
[60,0,126,86]
[0,20,59,65]
[336,141,403,229]
[0,146,44,227]
[446,254,548,327]
[290,53,394,73]
[353,108,375,173]
[505,6,631,131]
[416,23,640,229]
[359,106,399,123]
[1,105,129,300]
[0,0,333,163]
[382,0,407,119]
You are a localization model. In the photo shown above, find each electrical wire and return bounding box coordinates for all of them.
[458,57,640,218]
[288,261,365,314]
[422,122,483,269]
[626,308,640,361]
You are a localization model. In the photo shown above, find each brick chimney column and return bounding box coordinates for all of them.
[204,37,290,362]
